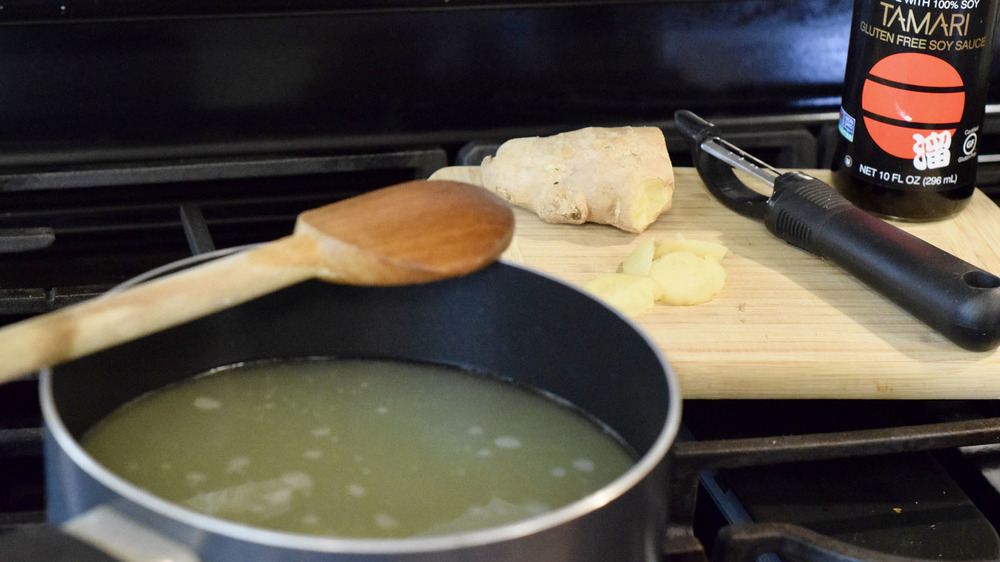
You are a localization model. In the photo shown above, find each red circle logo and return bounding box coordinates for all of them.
[861,52,964,159]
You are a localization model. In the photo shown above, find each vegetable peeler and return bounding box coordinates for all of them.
[675,110,1000,351]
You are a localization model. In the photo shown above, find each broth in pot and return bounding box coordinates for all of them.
[81,358,635,538]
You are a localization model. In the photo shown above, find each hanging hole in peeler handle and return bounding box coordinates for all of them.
[965,270,1000,290]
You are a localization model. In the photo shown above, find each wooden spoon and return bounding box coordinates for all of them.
[0,179,515,384]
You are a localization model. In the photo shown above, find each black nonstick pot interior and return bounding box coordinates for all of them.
[52,261,674,458]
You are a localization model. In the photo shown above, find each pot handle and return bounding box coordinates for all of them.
[0,506,200,562]
[0,524,119,561]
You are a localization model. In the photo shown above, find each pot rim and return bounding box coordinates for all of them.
[41,247,682,555]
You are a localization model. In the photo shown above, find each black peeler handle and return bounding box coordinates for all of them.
[766,171,1000,351]
[676,109,1000,351]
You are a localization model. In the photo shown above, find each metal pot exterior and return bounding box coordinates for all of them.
[42,259,680,561]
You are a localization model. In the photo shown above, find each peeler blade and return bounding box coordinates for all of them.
[676,110,781,187]
[674,110,772,220]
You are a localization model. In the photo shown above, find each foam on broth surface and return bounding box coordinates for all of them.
[81,359,634,538]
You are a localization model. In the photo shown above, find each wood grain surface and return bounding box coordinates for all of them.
[431,165,1000,400]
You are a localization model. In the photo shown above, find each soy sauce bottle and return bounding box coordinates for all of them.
[832,0,1000,220]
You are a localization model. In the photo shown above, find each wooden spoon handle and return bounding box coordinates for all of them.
[0,235,320,384]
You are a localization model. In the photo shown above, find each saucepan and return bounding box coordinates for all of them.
[33,245,679,560]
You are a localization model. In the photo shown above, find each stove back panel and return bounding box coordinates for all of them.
[0,0,858,166]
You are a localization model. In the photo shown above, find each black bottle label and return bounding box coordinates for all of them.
[836,0,999,198]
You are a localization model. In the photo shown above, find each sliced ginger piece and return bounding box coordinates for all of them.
[649,252,726,306]
[654,234,728,261]
[621,238,657,276]
[584,273,660,318]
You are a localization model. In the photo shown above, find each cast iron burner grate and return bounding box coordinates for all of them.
[674,400,1000,561]
[0,148,447,322]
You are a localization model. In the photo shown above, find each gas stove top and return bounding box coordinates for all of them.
[3,110,1000,560]
[4,0,1000,555]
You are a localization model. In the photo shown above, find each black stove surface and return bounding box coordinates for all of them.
[683,399,1000,561]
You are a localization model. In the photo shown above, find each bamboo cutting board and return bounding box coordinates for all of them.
[431,166,1000,400]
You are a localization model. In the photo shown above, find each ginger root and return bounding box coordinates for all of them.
[480,127,675,233]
